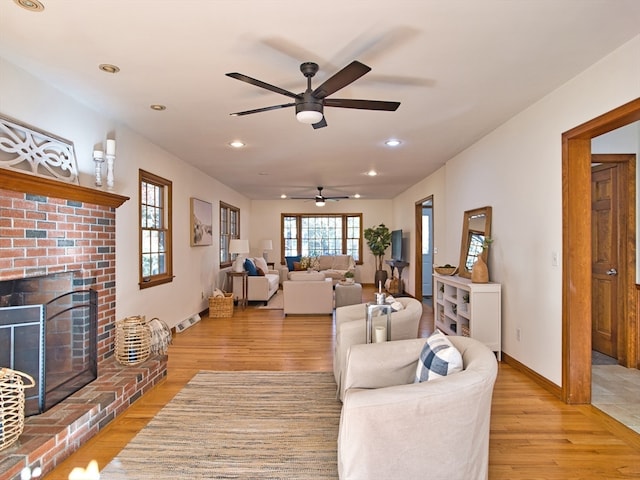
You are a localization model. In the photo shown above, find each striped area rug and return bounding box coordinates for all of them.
[101,371,341,479]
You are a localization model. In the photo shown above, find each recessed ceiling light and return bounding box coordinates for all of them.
[98,64,120,74]
[14,0,44,12]
[367,170,378,177]
[150,104,167,111]
[354,193,361,199]
[385,139,401,147]
[280,194,287,199]
[229,140,245,148]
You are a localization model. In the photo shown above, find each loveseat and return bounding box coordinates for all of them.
[283,254,355,285]
[282,271,334,315]
[230,256,279,305]
[338,335,498,480]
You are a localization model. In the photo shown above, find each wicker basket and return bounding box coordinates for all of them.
[461,325,470,337]
[434,266,457,275]
[0,368,35,451]
[115,315,152,366]
[209,293,234,318]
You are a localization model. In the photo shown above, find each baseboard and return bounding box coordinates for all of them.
[501,351,563,400]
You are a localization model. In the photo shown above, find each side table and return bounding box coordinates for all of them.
[226,271,248,310]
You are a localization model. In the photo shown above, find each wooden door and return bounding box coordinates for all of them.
[591,162,623,358]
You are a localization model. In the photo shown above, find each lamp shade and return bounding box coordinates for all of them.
[229,239,250,255]
[261,239,273,251]
[315,200,326,207]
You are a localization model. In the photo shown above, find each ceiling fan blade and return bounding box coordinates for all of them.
[230,103,295,116]
[290,196,314,200]
[325,196,350,200]
[324,98,400,111]
[312,117,327,129]
[312,61,371,99]
[226,72,300,99]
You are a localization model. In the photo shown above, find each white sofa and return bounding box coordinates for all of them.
[333,297,422,400]
[231,257,279,305]
[284,254,355,285]
[338,336,498,480]
[283,272,333,315]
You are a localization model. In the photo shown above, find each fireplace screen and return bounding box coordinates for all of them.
[0,286,97,416]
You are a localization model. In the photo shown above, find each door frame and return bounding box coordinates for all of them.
[414,195,434,301]
[562,97,640,404]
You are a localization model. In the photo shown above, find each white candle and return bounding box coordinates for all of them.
[374,326,387,343]
[378,281,381,293]
[106,139,116,155]
[93,150,104,160]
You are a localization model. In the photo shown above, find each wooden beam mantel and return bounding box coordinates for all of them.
[0,168,129,208]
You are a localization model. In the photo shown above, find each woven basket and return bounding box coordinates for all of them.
[209,293,234,318]
[115,315,152,366]
[461,325,470,337]
[434,266,457,275]
[0,368,35,451]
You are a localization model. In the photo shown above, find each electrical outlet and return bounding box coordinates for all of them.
[516,328,521,341]
[201,291,205,299]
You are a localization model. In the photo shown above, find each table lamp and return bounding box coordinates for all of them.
[229,239,250,272]
[261,239,273,261]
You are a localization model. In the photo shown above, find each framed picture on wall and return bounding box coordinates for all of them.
[190,197,213,246]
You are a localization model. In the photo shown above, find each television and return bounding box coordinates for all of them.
[391,229,403,261]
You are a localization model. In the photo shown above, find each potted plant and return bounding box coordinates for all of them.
[364,223,392,287]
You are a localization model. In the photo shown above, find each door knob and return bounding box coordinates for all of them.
[606,268,618,276]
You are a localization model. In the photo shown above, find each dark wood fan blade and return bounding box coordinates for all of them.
[290,196,315,200]
[325,196,350,200]
[312,61,371,99]
[324,98,400,111]
[230,103,295,116]
[226,72,300,99]
[312,117,327,129]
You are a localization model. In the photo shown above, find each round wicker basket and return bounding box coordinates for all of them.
[115,315,152,366]
[434,266,457,275]
[0,368,35,451]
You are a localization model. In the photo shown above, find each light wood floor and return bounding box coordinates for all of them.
[45,286,640,479]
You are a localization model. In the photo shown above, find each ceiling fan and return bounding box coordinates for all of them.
[226,60,400,129]
[291,187,350,207]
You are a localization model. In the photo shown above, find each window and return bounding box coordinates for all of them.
[220,202,240,267]
[139,170,173,288]
[281,213,362,262]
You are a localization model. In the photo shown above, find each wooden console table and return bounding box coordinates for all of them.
[385,260,409,295]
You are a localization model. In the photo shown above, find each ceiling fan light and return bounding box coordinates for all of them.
[315,200,326,207]
[296,110,323,125]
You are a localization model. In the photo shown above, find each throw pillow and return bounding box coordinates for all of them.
[244,258,258,276]
[293,261,304,271]
[318,255,333,271]
[415,330,463,383]
[285,255,301,271]
[253,256,269,274]
[256,267,265,276]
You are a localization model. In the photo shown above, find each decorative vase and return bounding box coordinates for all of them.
[374,270,388,290]
[471,256,489,283]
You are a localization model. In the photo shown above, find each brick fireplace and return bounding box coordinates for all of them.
[0,170,168,479]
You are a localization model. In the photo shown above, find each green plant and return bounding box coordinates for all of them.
[463,292,469,303]
[344,270,355,279]
[364,223,392,271]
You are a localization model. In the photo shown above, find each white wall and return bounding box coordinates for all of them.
[393,35,640,386]
[250,199,393,284]
[0,58,251,329]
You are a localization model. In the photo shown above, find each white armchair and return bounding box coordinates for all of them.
[338,336,498,480]
[333,297,422,400]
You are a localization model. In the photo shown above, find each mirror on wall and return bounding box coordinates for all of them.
[458,206,492,279]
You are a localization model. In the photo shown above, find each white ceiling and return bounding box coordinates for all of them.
[1,0,639,201]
